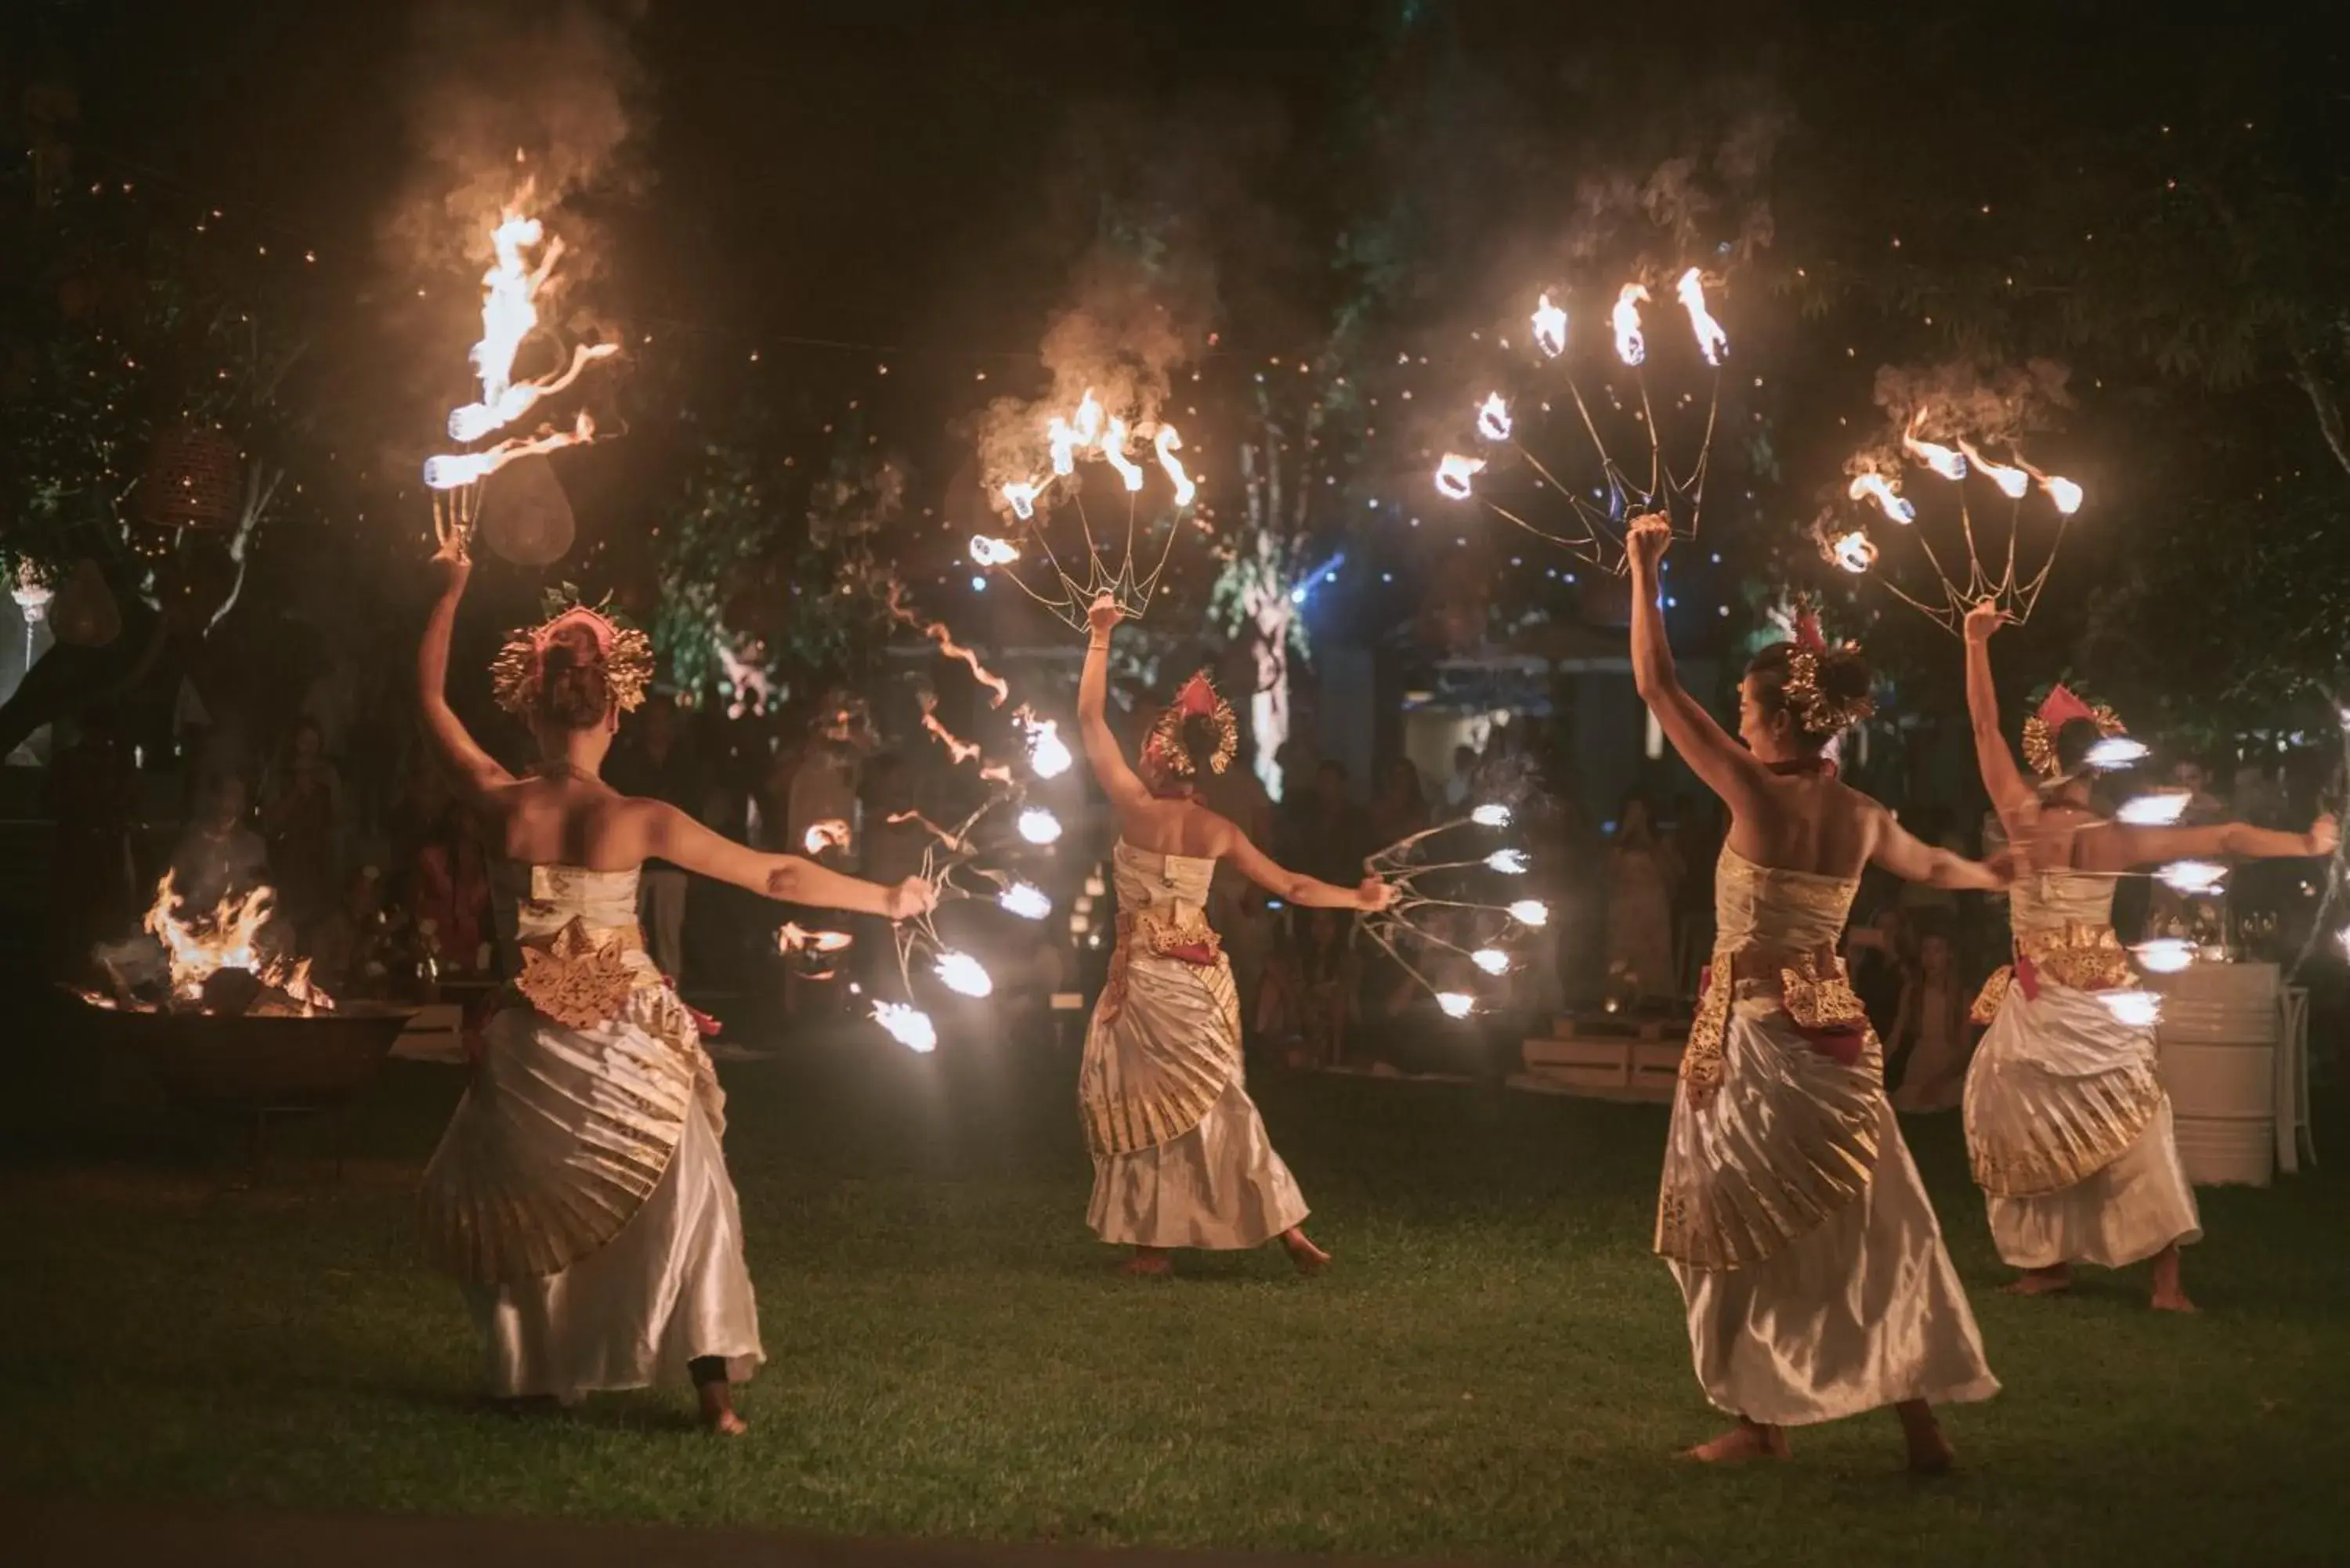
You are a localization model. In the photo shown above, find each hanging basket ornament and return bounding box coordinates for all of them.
[136,423,244,533]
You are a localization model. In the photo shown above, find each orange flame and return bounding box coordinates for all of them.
[1612,283,1650,366]
[142,872,334,1012]
[1674,269,1726,366]
[886,583,1010,707]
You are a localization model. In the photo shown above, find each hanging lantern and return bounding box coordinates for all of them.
[136,422,243,533]
[49,558,121,648]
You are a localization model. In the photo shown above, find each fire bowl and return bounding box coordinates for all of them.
[64,992,417,1114]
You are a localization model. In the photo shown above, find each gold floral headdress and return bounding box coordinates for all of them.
[490,585,656,717]
[1144,670,1239,779]
[2020,683,2125,779]
[1781,608,1875,735]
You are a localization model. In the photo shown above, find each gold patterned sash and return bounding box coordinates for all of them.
[1969,922,2133,1024]
[1079,902,1240,1159]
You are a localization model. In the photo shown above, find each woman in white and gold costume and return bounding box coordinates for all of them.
[1627,517,2004,1472]
[412,520,934,1433]
[1960,600,2333,1311]
[1076,594,1395,1277]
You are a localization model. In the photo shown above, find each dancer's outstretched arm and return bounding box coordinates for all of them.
[1078,594,1152,810]
[632,804,935,917]
[1869,804,2010,892]
[1209,815,1395,912]
[416,525,515,797]
[2086,812,2337,873]
[1625,515,1770,818]
[1962,601,2036,843]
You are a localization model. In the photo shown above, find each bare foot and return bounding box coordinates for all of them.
[2001,1264,2072,1298]
[1896,1400,1954,1475]
[1681,1419,1788,1463]
[1117,1247,1173,1277]
[1280,1227,1331,1277]
[698,1385,749,1436]
[2149,1245,2196,1313]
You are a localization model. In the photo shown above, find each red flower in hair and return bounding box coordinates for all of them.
[1792,608,1828,654]
[2034,683,2096,732]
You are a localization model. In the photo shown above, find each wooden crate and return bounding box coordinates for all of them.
[1629,1039,1688,1099]
[1550,1011,1683,1043]
[1521,1034,1631,1089]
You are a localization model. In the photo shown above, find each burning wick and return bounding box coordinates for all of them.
[2084,736,2150,771]
[873,1000,938,1053]
[2099,990,2164,1029]
[1476,393,1513,443]
[1101,416,1146,492]
[1434,453,1486,500]
[1831,530,1878,574]
[2131,938,2196,974]
[1072,390,1104,443]
[803,818,851,855]
[971,534,1021,566]
[1531,292,1567,359]
[1018,808,1064,845]
[999,883,1053,920]
[1437,992,1476,1019]
[1959,440,2030,499]
[1000,482,1040,522]
[1471,803,1513,828]
[2117,791,2192,826]
[1675,269,1727,366]
[779,923,855,955]
[1507,899,1549,927]
[1904,423,1969,482]
[1020,712,1073,779]
[2157,861,2227,895]
[1847,471,1916,524]
[1470,948,1510,977]
[934,950,995,998]
[1612,283,1650,367]
[1047,417,1080,477]
[2039,473,2085,515]
[1154,426,1198,506]
[1484,849,1530,875]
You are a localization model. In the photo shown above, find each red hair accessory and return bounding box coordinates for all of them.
[2021,682,2125,779]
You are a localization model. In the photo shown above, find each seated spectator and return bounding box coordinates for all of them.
[168,773,269,914]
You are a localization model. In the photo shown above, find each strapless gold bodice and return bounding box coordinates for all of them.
[2007,868,2117,934]
[1712,845,1860,956]
[1112,841,1217,912]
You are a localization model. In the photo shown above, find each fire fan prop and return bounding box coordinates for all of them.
[1357,803,1546,1020]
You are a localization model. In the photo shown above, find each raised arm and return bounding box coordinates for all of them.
[640,802,936,917]
[1206,814,1395,912]
[2088,813,2337,872]
[1079,594,1152,811]
[1962,600,2037,839]
[1868,804,2008,892]
[416,529,514,797]
[1625,515,1766,811]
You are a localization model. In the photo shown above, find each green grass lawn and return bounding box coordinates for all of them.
[2,1024,2345,1566]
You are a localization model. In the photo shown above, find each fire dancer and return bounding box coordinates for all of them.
[1627,516,2002,1472]
[1958,601,2334,1312]
[413,518,934,1435]
[1076,594,1396,1278]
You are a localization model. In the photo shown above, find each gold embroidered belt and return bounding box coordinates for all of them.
[1097,903,1224,1029]
[1969,922,2131,1025]
[1683,946,1869,1093]
[512,917,657,1031]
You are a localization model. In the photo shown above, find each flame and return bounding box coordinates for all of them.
[2117,791,2192,826]
[999,882,1053,919]
[2131,938,2196,974]
[934,949,995,998]
[888,583,1009,707]
[1675,269,1727,366]
[1531,292,1567,359]
[1959,440,2030,498]
[1476,392,1513,443]
[142,871,332,1011]
[971,534,1021,565]
[1047,417,1081,477]
[802,818,852,855]
[1436,991,1475,1019]
[1507,898,1549,927]
[1830,529,1879,573]
[1000,483,1040,521]
[1072,389,1104,443]
[779,923,855,954]
[1470,948,1511,976]
[2084,735,2149,771]
[425,410,598,491]
[1101,416,1146,492]
[2157,860,2227,895]
[872,999,938,1053]
[886,808,971,854]
[1153,426,1197,506]
[425,202,616,488]
[1846,471,1917,524]
[1471,803,1513,828]
[2099,990,2164,1028]
[1018,710,1073,778]
[1017,807,1063,845]
[917,692,985,768]
[2040,472,2084,514]
[1434,453,1486,500]
[1484,848,1530,874]
[1904,426,1969,482]
[1612,283,1650,366]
